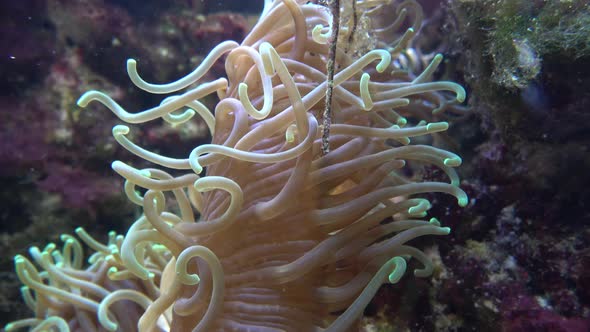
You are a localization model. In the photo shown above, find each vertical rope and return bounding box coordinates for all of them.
[321,0,340,155]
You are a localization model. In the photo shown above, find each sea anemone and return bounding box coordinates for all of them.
[7,0,467,331]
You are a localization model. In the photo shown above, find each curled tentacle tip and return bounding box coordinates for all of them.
[238,82,270,120]
[312,24,330,44]
[164,109,196,126]
[191,163,204,175]
[376,52,392,73]
[177,270,201,285]
[112,124,130,136]
[189,151,204,174]
[285,124,297,143]
[408,200,428,215]
[388,257,407,284]
[443,157,462,167]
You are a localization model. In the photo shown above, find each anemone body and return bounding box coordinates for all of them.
[7,1,467,331]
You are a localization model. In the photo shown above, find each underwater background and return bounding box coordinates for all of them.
[0,0,589,331]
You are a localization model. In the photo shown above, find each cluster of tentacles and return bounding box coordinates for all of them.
[7,0,468,331]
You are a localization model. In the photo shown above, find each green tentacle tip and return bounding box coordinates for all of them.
[426,122,448,131]
[408,206,420,215]
[76,92,90,107]
[60,234,73,242]
[111,160,125,170]
[388,257,407,284]
[429,217,441,226]
[397,117,407,126]
[107,266,118,277]
[238,82,249,96]
[443,157,462,167]
[177,270,201,286]
[165,109,195,125]
[408,200,429,215]
[189,158,204,175]
[112,125,130,136]
[126,58,138,73]
[456,87,467,103]
[458,194,469,207]
[43,243,56,252]
[136,169,151,177]
[441,227,451,234]
[375,51,392,73]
